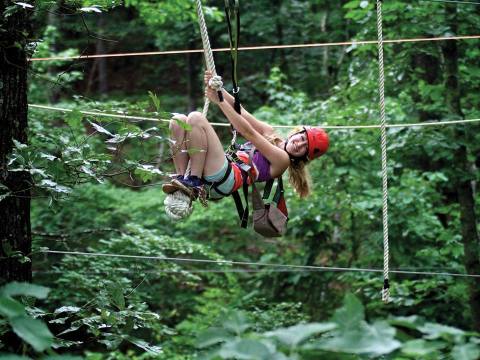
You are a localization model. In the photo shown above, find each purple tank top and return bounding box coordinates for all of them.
[237,142,272,182]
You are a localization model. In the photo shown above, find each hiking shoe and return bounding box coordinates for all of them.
[178,176,208,207]
[178,175,203,188]
[162,174,185,194]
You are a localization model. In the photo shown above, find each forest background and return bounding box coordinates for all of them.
[1,0,480,359]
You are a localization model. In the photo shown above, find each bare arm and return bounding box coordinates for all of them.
[220,89,275,136]
[217,100,289,177]
[204,71,274,136]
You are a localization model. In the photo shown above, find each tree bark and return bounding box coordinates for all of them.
[0,1,34,284]
[442,4,480,331]
[97,17,108,94]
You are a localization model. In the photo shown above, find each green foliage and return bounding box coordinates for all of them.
[0,283,54,353]
[21,1,480,358]
[197,294,480,360]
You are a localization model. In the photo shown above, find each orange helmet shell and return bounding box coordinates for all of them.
[305,126,329,160]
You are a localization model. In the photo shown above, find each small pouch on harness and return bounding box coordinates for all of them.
[247,149,288,237]
[251,179,288,237]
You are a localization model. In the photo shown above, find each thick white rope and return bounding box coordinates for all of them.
[28,104,480,130]
[195,0,222,117]
[377,0,390,303]
[41,250,480,278]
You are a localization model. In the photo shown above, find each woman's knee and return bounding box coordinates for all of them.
[187,111,207,127]
[170,114,188,132]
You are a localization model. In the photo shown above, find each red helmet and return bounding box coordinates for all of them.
[305,126,329,160]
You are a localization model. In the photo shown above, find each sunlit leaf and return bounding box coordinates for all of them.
[0,282,50,299]
[451,343,480,360]
[265,322,337,347]
[0,296,25,318]
[11,316,54,352]
[197,327,235,349]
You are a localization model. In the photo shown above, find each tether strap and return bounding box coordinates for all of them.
[224,0,241,114]
[262,179,274,200]
[272,176,284,205]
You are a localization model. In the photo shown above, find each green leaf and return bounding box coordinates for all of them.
[0,355,32,359]
[108,283,125,310]
[265,322,337,347]
[451,343,480,360]
[218,339,277,360]
[42,356,84,360]
[10,316,54,352]
[88,121,113,137]
[125,336,162,355]
[65,110,83,129]
[0,297,25,318]
[148,91,161,112]
[197,327,235,349]
[331,293,364,331]
[186,148,206,155]
[174,117,192,131]
[53,306,81,315]
[0,192,11,203]
[389,315,425,330]
[223,311,250,335]
[418,323,465,339]
[311,321,401,356]
[0,282,50,299]
[401,339,446,356]
[12,140,28,150]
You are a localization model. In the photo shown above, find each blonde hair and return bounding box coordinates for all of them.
[264,127,312,198]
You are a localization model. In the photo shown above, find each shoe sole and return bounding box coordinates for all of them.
[162,179,194,197]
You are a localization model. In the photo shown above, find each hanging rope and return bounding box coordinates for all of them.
[194,0,223,117]
[376,0,390,303]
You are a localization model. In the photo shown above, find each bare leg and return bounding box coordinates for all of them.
[169,114,189,176]
[186,111,226,178]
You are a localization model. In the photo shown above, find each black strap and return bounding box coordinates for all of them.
[262,179,274,200]
[272,176,284,205]
[231,168,249,228]
[209,163,233,197]
[224,0,241,114]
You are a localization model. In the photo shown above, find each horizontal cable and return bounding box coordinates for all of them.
[29,104,480,130]
[33,268,317,274]
[420,0,480,4]
[42,250,480,278]
[29,35,480,62]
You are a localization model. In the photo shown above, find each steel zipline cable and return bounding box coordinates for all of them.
[40,250,480,279]
[420,0,480,5]
[28,34,480,62]
[28,104,480,130]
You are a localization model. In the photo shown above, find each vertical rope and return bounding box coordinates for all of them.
[376,0,390,303]
[195,0,217,117]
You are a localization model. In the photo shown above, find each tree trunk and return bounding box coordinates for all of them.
[0,1,34,285]
[97,17,108,94]
[442,4,480,331]
[47,1,60,103]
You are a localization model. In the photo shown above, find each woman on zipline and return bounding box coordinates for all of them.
[162,70,329,203]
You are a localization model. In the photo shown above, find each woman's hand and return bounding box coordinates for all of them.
[204,70,213,87]
[205,86,221,105]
